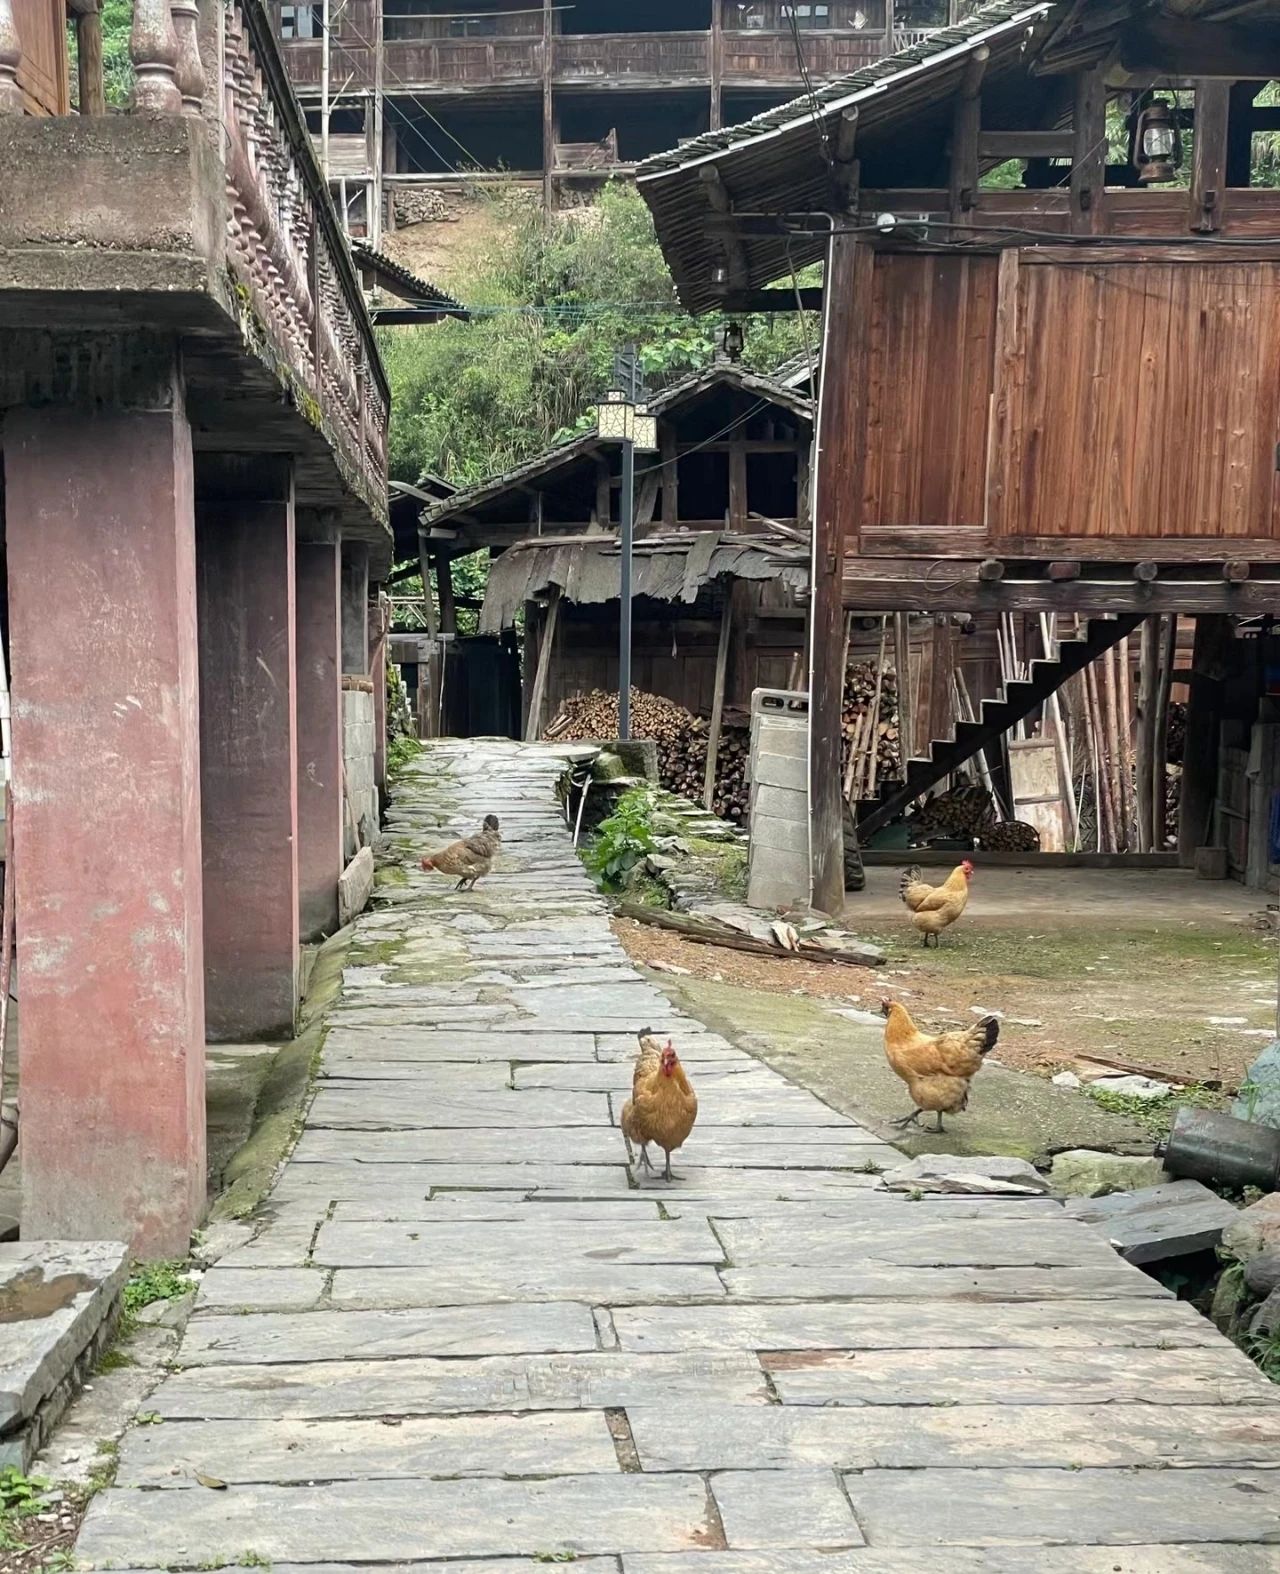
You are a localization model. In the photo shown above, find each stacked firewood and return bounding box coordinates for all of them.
[545,689,751,819]
[841,661,902,801]
[907,783,998,843]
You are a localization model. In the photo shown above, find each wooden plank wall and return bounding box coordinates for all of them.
[990,259,1280,545]
[15,0,68,114]
[860,253,998,534]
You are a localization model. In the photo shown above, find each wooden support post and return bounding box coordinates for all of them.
[76,1,106,114]
[728,440,747,530]
[1117,632,1134,847]
[437,555,456,634]
[595,459,611,527]
[417,533,441,739]
[1179,614,1232,866]
[833,107,860,211]
[1069,64,1107,234]
[948,47,986,221]
[703,589,734,811]
[708,0,722,132]
[1191,79,1231,233]
[809,235,872,916]
[659,425,678,526]
[700,166,749,293]
[524,587,560,743]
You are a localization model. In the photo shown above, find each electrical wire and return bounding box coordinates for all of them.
[785,7,834,177]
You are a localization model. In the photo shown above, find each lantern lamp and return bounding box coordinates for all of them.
[721,320,745,362]
[1133,99,1181,184]
[596,388,634,442]
[633,410,658,453]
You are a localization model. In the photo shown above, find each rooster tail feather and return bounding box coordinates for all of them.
[978,1016,1000,1055]
[899,866,923,905]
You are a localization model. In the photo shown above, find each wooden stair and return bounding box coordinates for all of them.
[854,613,1145,841]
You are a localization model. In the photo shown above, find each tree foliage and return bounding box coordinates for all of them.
[378,183,818,490]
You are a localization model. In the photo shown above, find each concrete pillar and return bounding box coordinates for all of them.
[341,543,369,674]
[5,395,206,1257]
[196,461,299,1040]
[370,592,387,801]
[296,541,343,940]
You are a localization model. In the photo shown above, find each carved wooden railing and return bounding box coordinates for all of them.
[0,0,388,521]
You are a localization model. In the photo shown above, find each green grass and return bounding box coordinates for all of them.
[118,1259,191,1336]
[1085,1081,1224,1138]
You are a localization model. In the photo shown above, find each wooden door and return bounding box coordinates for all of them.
[14,0,69,114]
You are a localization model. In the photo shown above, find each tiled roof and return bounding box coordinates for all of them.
[350,242,465,312]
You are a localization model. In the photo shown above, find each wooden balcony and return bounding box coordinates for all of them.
[0,0,389,548]
[383,34,543,89]
[721,28,888,83]
[554,32,710,85]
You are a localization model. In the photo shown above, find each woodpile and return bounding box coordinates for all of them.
[907,783,996,844]
[841,659,902,803]
[545,689,751,819]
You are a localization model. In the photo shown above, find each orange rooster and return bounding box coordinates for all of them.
[880,998,999,1133]
[420,814,501,890]
[899,859,974,947]
[621,1036,697,1181]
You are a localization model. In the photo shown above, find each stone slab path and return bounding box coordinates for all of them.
[77,741,1280,1570]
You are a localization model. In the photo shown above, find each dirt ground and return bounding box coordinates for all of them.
[614,865,1279,1093]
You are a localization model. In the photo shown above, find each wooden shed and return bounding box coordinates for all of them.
[640,0,1280,907]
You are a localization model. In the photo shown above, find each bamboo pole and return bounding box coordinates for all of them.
[1086,657,1115,852]
[1117,633,1135,849]
[865,616,888,800]
[1152,613,1178,853]
[893,613,913,761]
[1039,612,1080,850]
[843,706,866,803]
[1101,643,1124,850]
[1135,617,1160,854]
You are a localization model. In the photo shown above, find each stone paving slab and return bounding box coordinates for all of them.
[630,1402,1280,1470]
[611,1297,1229,1352]
[767,1345,1274,1406]
[180,1303,599,1364]
[73,741,1280,1569]
[842,1467,1280,1546]
[76,1475,718,1565]
[722,1263,1170,1300]
[148,1351,770,1419]
[710,1469,863,1549]
[115,1411,620,1485]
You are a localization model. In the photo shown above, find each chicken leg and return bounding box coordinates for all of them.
[891,1108,923,1129]
[662,1149,678,1182]
[635,1143,654,1173]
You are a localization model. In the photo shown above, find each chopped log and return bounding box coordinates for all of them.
[617,901,884,968]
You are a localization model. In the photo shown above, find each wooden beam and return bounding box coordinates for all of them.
[703,590,734,811]
[523,586,560,743]
[699,166,749,291]
[721,288,824,314]
[1070,64,1107,234]
[839,564,1280,615]
[417,531,441,739]
[978,130,1075,159]
[1177,613,1233,865]
[660,425,678,527]
[1190,79,1231,233]
[437,555,456,634]
[728,440,748,531]
[1120,16,1280,77]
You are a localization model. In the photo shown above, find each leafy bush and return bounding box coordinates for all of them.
[585,787,656,891]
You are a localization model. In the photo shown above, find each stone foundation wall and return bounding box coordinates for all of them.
[343,688,378,859]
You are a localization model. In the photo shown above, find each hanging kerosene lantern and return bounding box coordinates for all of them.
[1133,98,1182,184]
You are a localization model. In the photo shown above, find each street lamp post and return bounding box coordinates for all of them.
[596,350,657,741]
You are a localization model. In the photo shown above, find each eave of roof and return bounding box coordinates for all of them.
[351,242,467,314]
[419,363,813,533]
[636,1,1052,314]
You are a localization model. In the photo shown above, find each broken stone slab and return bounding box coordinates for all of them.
[338,846,375,925]
[115,1410,620,1487]
[1087,1073,1173,1102]
[180,1302,598,1366]
[326,1260,727,1309]
[195,1268,327,1314]
[1232,1038,1280,1128]
[880,1155,1050,1196]
[1221,1191,1280,1263]
[710,1468,865,1550]
[1064,1180,1240,1265]
[75,1473,717,1566]
[842,1466,1280,1548]
[1048,1149,1172,1198]
[1245,1248,1280,1298]
[0,1240,129,1464]
[713,1215,1119,1270]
